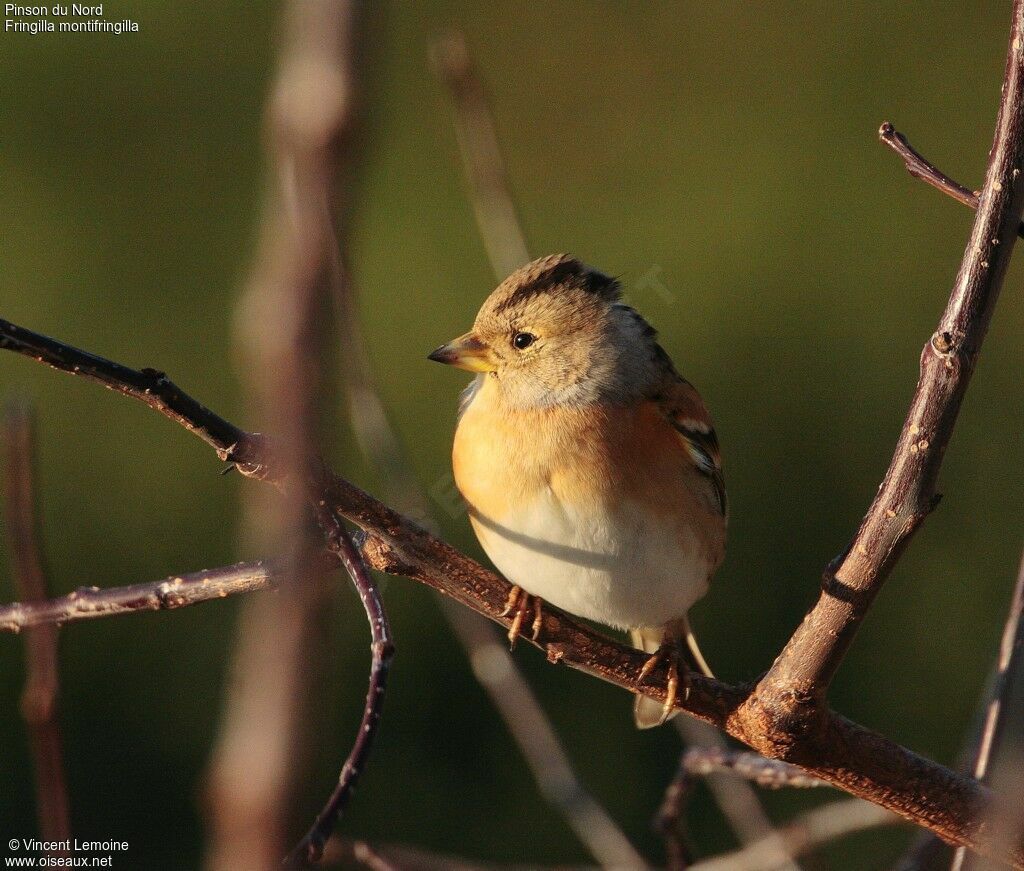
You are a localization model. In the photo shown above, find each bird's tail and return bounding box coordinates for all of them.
[631,617,714,729]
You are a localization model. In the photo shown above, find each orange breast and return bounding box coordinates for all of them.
[452,379,725,569]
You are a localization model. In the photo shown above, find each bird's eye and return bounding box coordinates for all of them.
[512,332,536,350]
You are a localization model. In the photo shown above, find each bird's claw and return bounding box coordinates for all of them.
[502,585,544,649]
[637,642,691,725]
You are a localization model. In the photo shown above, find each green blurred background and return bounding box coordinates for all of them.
[1,2,1022,868]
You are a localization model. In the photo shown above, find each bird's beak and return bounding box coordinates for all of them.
[427,331,497,373]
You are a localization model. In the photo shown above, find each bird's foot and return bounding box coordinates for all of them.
[499,585,544,650]
[636,642,691,726]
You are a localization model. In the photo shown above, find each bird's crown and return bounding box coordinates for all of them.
[486,254,622,315]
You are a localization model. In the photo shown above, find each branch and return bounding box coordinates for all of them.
[879,122,1024,238]
[286,507,394,867]
[0,560,283,633]
[0,317,257,470]
[430,29,530,277]
[655,754,696,870]
[0,314,1015,863]
[3,403,71,844]
[741,0,1024,748]
[681,747,826,790]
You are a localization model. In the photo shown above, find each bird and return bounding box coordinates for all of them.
[428,254,726,727]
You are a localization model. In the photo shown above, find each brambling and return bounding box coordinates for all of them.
[429,254,726,727]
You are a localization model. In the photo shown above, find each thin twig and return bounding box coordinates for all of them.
[681,747,826,790]
[286,506,393,867]
[655,754,695,870]
[879,122,1024,239]
[0,313,1014,862]
[954,549,1024,871]
[688,799,901,871]
[430,29,530,276]
[3,403,71,844]
[880,123,981,211]
[0,560,284,633]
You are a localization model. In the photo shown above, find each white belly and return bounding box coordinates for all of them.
[472,492,710,631]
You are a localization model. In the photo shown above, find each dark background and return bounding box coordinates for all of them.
[1,3,1022,868]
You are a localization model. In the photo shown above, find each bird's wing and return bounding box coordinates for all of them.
[649,345,727,517]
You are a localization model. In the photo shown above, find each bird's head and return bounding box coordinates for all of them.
[429,254,660,408]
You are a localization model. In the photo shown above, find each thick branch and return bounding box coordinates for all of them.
[3,404,71,843]
[749,1,1024,722]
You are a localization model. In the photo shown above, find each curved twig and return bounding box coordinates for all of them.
[655,755,696,870]
[286,507,394,867]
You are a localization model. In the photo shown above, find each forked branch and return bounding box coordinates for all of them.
[741,0,1024,755]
